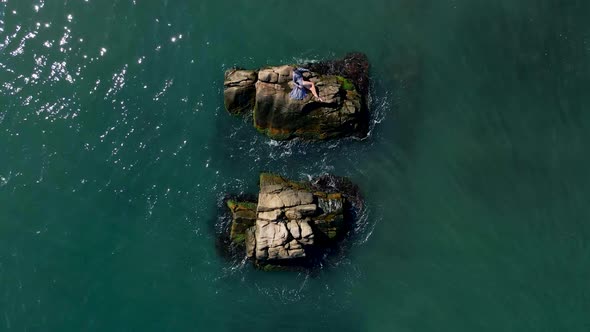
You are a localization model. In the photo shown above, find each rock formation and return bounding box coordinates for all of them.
[223,53,370,140]
[223,173,363,270]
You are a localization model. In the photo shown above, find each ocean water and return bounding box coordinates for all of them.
[1,0,590,331]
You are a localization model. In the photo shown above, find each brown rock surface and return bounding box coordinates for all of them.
[223,53,370,140]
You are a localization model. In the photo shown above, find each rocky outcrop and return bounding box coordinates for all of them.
[223,53,370,140]
[224,173,363,270]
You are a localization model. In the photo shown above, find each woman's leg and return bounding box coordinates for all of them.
[303,81,323,101]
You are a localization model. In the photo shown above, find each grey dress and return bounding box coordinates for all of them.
[289,67,310,100]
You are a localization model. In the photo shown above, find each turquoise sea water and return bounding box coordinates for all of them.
[1,1,590,331]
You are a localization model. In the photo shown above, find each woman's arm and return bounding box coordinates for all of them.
[292,69,303,88]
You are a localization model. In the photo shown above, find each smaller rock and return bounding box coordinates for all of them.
[278,246,289,259]
[286,204,317,217]
[258,189,315,211]
[258,69,279,83]
[222,172,362,270]
[288,248,305,258]
[285,209,302,220]
[288,239,302,250]
[260,184,284,194]
[299,219,313,238]
[278,190,314,208]
[287,220,301,239]
[268,246,280,259]
[342,99,358,115]
[298,219,315,246]
[275,65,292,77]
[245,227,256,258]
[227,200,257,245]
[257,193,284,211]
[224,69,257,87]
[256,247,268,260]
[223,69,257,115]
[256,220,275,252]
[299,234,314,246]
[267,246,291,260]
[270,222,289,248]
[318,80,341,102]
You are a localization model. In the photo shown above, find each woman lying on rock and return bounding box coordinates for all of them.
[289,67,324,102]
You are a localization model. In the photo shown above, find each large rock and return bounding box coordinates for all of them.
[223,53,370,140]
[224,173,363,270]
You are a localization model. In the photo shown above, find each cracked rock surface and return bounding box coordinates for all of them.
[225,173,362,270]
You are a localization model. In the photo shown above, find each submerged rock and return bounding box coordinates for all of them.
[223,53,370,140]
[223,173,363,270]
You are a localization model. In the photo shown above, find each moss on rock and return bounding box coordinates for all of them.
[227,200,257,245]
[227,200,257,212]
[336,76,355,91]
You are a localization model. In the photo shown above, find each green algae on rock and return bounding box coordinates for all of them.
[223,53,370,140]
[223,173,363,271]
[226,200,256,245]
